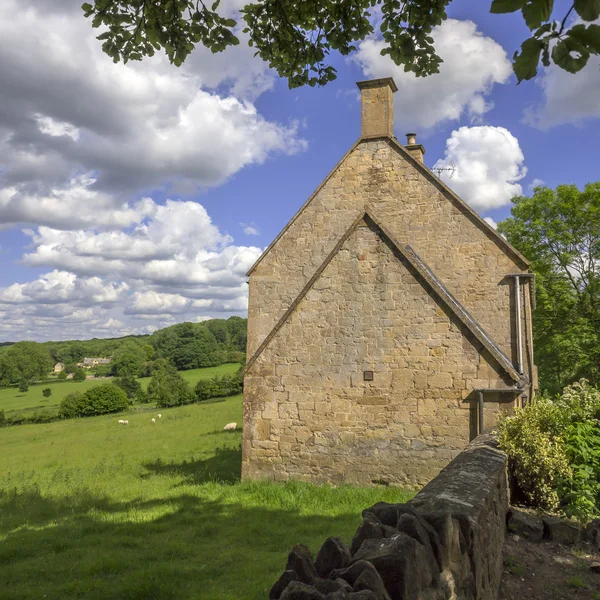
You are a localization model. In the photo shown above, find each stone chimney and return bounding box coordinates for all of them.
[405,132,426,163]
[356,78,397,138]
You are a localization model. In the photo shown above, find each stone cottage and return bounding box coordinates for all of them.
[241,78,536,488]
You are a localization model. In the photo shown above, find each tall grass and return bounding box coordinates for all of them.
[0,396,414,599]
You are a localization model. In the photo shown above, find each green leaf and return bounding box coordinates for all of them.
[490,0,525,14]
[81,3,94,11]
[574,0,600,21]
[569,24,600,53]
[522,0,554,30]
[513,36,544,82]
[552,37,590,73]
[224,18,236,27]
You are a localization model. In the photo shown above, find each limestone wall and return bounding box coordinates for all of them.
[243,218,514,487]
[268,434,509,600]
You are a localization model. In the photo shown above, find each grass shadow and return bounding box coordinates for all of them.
[141,445,242,484]
[0,485,368,600]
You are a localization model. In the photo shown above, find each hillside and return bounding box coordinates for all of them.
[0,397,412,599]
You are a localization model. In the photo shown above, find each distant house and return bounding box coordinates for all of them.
[53,362,65,373]
[80,357,112,369]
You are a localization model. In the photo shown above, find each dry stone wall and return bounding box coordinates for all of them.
[269,434,509,600]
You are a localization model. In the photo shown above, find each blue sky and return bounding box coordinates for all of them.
[0,0,598,341]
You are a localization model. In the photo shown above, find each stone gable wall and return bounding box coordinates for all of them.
[243,221,513,487]
[243,137,533,486]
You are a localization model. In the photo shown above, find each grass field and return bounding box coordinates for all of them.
[0,363,241,416]
[0,395,414,599]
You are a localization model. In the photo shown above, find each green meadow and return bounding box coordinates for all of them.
[0,394,413,600]
[0,363,240,416]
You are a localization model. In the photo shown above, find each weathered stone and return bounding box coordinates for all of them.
[585,518,600,550]
[363,503,411,527]
[507,509,543,542]
[396,513,440,582]
[350,514,384,555]
[590,562,600,574]
[286,544,319,584]
[542,516,580,545]
[326,589,350,600]
[270,570,299,600]
[352,563,391,600]
[353,533,433,599]
[280,581,326,600]
[315,537,352,577]
[348,592,379,600]
[315,579,345,595]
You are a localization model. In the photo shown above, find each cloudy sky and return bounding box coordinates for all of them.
[0,0,598,342]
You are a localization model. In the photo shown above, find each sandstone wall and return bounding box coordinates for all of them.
[269,434,509,600]
[242,220,513,488]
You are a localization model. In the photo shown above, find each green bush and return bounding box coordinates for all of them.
[57,371,67,380]
[72,369,87,382]
[0,409,5,427]
[18,380,29,393]
[499,379,600,519]
[42,388,52,398]
[195,374,243,402]
[81,384,129,417]
[114,376,141,401]
[148,363,194,408]
[58,392,87,419]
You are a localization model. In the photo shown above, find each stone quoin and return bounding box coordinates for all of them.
[241,77,536,488]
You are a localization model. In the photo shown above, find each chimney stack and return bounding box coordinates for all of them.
[356,78,397,138]
[405,132,426,164]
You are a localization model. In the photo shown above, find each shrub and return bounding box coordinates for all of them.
[72,369,87,382]
[148,364,193,408]
[499,379,600,519]
[57,371,67,380]
[42,388,52,398]
[81,384,129,417]
[499,398,571,511]
[0,409,5,427]
[58,392,87,419]
[18,380,29,393]
[114,376,142,401]
[195,374,243,402]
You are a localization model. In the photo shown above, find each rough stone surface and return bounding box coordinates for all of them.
[280,581,326,600]
[542,516,580,545]
[242,80,534,487]
[507,509,544,542]
[271,570,299,599]
[268,435,508,600]
[585,518,600,550]
[286,545,319,584]
[315,537,352,578]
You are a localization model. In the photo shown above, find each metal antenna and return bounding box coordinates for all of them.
[432,161,456,179]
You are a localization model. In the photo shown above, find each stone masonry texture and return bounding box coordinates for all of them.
[242,79,534,488]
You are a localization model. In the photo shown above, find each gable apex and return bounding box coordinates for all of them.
[246,135,529,276]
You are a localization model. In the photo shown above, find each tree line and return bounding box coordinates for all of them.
[0,316,247,387]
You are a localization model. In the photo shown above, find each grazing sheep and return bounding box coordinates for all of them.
[123,420,129,425]
[158,414,162,418]
[223,422,237,431]
[118,420,125,425]
[151,418,156,423]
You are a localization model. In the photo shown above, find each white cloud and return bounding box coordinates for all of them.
[433,126,527,210]
[0,0,306,231]
[355,19,512,130]
[483,217,498,230]
[529,178,545,191]
[241,223,261,236]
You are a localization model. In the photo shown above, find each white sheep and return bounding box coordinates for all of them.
[118,420,125,425]
[158,414,162,418]
[123,420,129,425]
[151,418,156,423]
[223,422,237,431]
